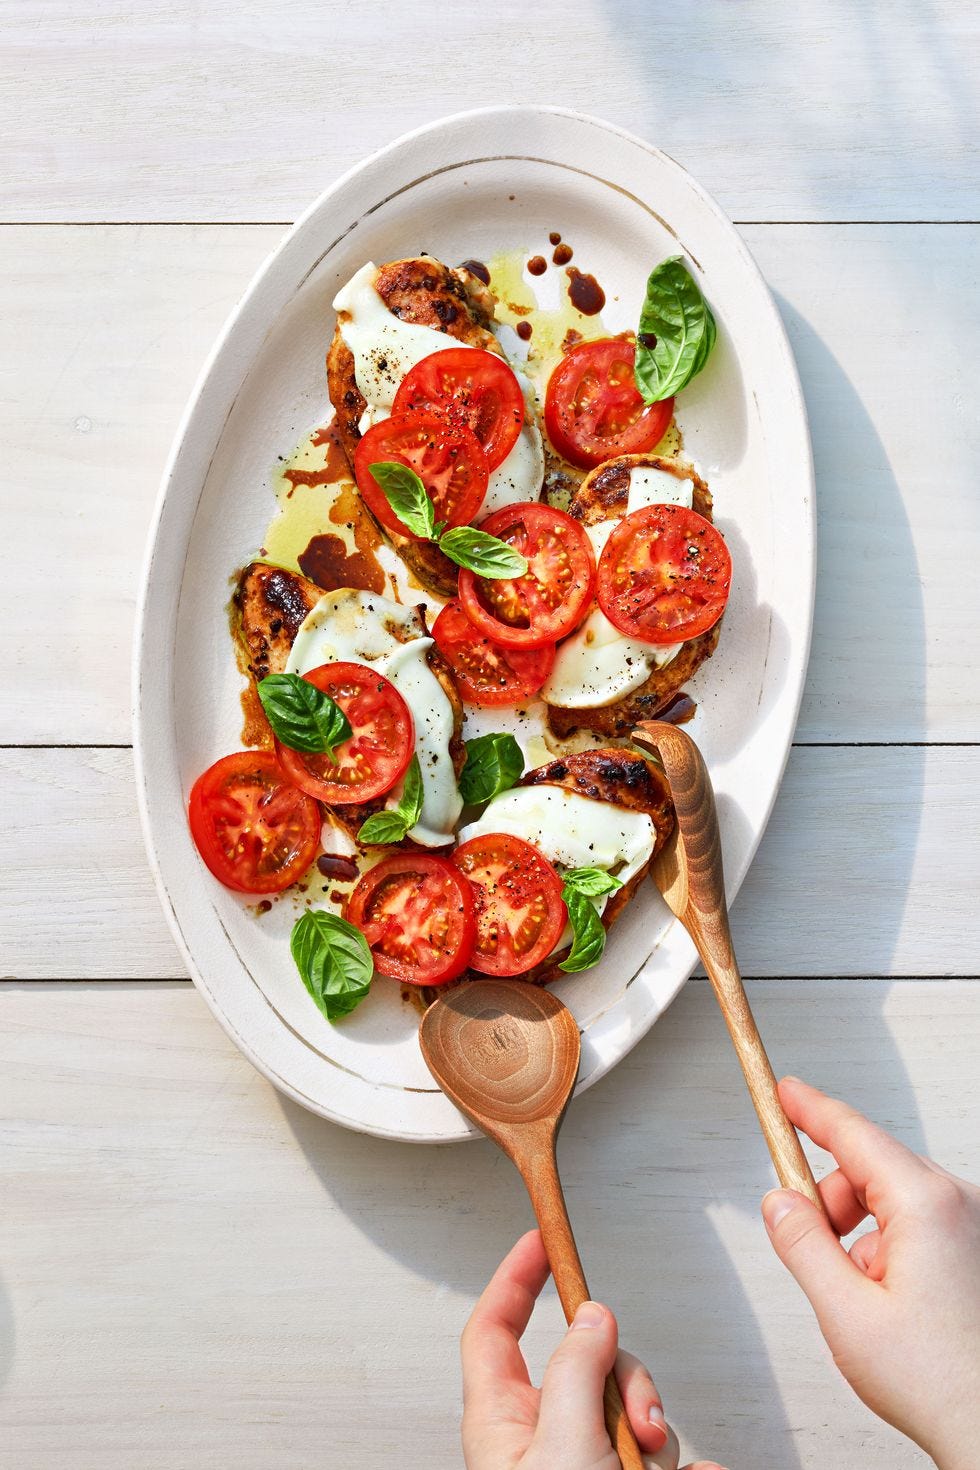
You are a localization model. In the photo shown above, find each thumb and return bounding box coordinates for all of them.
[533,1300,618,1459]
[762,1189,868,1322]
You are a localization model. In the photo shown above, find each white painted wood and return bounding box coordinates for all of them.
[3,1,976,223]
[2,745,977,981]
[3,223,979,745]
[0,979,974,1469]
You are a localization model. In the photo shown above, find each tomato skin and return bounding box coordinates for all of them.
[188,751,320,895]
[544,339,674,469]
[432,600,555,707]
[457,503,596,650]
[597,503,732,644]
[392,348,525,471]
[345,853,476,986]
[452,834,567,977]
[273,663,414,806]
[354,411,488,538]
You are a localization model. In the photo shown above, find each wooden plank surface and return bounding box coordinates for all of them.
[3,223,978,745]
[1,978,974,1470]
[3,744,976,981]
[3,1,976,223]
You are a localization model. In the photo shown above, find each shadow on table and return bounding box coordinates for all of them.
[282,239,929,1470]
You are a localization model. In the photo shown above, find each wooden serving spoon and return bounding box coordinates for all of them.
[420,979,646,1470]
[631,719,824,1210]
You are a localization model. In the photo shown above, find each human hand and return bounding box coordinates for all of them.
[461,1229,727,1470]
[762,1077,980,1470]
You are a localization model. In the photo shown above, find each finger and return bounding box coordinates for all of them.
[762,1188,871,1325]
[681,1463,731,1469]
[461,1230,550,1407]
[849,1227,882,1275]
[818,1166,868,1237]
[778,1077,931,1215]
[533,1300,619,1461]
[614,1348,671,1454]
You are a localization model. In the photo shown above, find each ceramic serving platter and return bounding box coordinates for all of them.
[134,106,814,1143]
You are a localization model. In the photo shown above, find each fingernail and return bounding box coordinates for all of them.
[762,1189,797,1231]
[647,1404,668,1444]
[571,1300,605,1330]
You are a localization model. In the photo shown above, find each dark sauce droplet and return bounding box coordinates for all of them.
[459,258,490,285]
[650,691,697,726]
[527,254,547,276]
[548,231,562,245]
[638,330,658,350]
[552,242,573,266]
[256,899,273,915]
[566,267,606,316]
[316,853,359,883]
[516,320,533,341]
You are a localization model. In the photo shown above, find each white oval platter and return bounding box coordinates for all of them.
[134,106,814,1143]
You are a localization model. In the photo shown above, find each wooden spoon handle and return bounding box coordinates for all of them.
[695,930,824,1209]
[520,1146,646,1470]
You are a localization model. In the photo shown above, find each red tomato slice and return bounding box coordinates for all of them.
[354,411,488,538]
[597,503,732,644]
[544,338,674,469]
[274,662,414,806]
[452,833,567,977]
[188,751,320,894]
[392,348,525,471]
[432,600,555,706]
[457,503,596,649]
[345,853,476,986]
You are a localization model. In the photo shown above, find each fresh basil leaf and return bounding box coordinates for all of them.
[561,867,623,899]
[357,754,424,845]
[368,460,436,540]
[257,672,352,758]
[559,887,607,974]
[634,256,717,404]
[438,527,529,579]
[290,910,373,1021]
[458,733,525,807]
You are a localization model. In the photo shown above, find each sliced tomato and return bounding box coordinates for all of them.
[457,503,596,649]
[188,751,320,894]
[597,503,731,644]
[544,338,674,469]
[452,834,567,977]
[354,411,488,538]
[392,348,524,471]
[432,600,554,706]
[274,662,414,806]
[345,853,476,986]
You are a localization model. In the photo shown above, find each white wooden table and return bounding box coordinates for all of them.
[2,5,977,1466]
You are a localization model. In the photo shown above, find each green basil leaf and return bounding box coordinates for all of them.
[357,754,424,845]
[368,460,436,540]
[634,257,717,404]
[438,527,529,579]
[290,910,373,1021]
[257,672,352,758]
[559,887,607,974]
[458,732,525,806]
[561,866,624,898]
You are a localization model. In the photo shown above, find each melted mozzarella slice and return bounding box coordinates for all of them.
[458,785,656,937]
[542,466,695,709]
[285,589,462,847]
[333,263,544,508]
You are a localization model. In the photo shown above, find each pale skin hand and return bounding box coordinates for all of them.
[460,1229,726,1470]
[762,1078,980,1470]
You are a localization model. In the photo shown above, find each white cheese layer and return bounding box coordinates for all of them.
[333,262,544,511]
[458,785,656,940]
[542,466,694,709]
[285,589,462,847]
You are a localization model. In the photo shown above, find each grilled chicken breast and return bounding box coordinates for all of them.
[327,257,502,598]
[512,748,674,985]
[233,561,466,837]
[546,454,722,741]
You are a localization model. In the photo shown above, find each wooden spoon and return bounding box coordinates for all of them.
[420,978,646,1470]
[632,720,824,1210]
